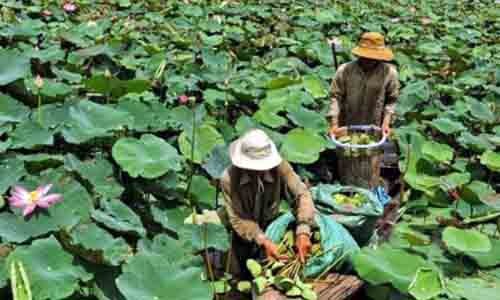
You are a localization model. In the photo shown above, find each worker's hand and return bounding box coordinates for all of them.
[296,234,312,264]
[330,126,347,138]
[382,124,391,137]
[261,239,287,261]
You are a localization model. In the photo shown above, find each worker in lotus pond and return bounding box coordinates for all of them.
[219,129,315,280]
[329,32,400,189]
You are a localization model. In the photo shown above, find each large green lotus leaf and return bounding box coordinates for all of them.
[9,119,54,149]
[396,81,430,115]
[287,106,328,132]
[440,172,471,189]
[352,245,431,292]
[0,49,30,86]
[0,93,30,124]
[39,79,73,98]
[457,132,494,153]
[190,175,217,208]
[151,204,191,233]
[69,223,132,266]
[64,153,124,199]
[302,74,328,98]
[408,268,443,300]
[0,157,27,194]
[202,144,231,179]
[84,75,150,99]
[61,100,133,144]
[112,134,182,178]
[117,235,211,300]
[429,117,465,134]
[91,199,146,237]
[480,151,500,172]
[179,224,230,252]
[447,277,500,300]
[467,97,495,123]
[265,76,301,90]
[169,105,207,133]
[281,129,326,164]
[422,141,454,163]
[6,236,92,300]
[467,238,500,268]
[462,180,495,204]
[442,227,491,253]
[178,124,224,164]
[254,108,287,128]
[116,100,166,132]
[31,102,72,130]
[0,169,93,243]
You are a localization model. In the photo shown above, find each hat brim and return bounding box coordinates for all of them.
[352,46,394,61]
[229,139,282,171]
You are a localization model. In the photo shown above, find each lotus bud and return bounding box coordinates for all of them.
[34,75,44,89]
[178,95,189,105]
[63,2,77,13]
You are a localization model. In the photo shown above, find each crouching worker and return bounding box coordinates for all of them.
[219,129,315,280]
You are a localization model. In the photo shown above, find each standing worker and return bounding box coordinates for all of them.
[220,129,315,280]
[329,32,400,189]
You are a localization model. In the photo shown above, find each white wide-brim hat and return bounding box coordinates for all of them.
[229,129,282,171]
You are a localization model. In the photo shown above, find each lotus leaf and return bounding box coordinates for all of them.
[442,227,491,253]
[0,49,30,86]
[179,224,229,252]
[0,93,30,124]
[352,245,431,292]
[189,175,217,208]
[302,75,328,98]
[202,144,231,179]
[480,151,500,172]
[9,120,54,149]
[0,157,27,194]
[429,117,466,135]
[178,124,224,164]
[61,100,133,144]
[408,268,443,300]
[68,223,131,266]
[92,199,146,237]
[422,141,454,163]
[7,236,92,300]
[112,134,182,178]
[287,106,328,132]
[447,277,500,300]
[281,129,326,164]
[467,238,500,268]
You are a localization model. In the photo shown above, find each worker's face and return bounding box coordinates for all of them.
[358,57,379,70]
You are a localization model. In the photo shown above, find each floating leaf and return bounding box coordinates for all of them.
[0,157,27,194]
[480,151,500,172]
[61,100,132,144]
[408,268,443,300]
[9,120,54,149]
[116,235,210,300]
[91,199,146,237]
[352,245,431,292]
[178,124,224,164]
[442,227,491,253]
[447,277,500,300]
[68,223,131,266]
[112,134,181,179]
[0,49,30,86]
[7,236,92,300]
[64,154,124,199]
[0,93,30,124]
[422,141,454,163]
[303,75,328,98]
[281,129,326,164]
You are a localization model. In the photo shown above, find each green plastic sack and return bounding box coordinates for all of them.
[311,184,384,245]
[265,212,359,278]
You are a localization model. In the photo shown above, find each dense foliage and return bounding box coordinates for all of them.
[0,0,499,299]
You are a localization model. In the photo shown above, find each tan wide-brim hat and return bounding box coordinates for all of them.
[229,129,282,171]
[351,32,394,61]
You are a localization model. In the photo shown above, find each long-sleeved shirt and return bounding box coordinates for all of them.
[220,161,315,244]
[328,60,399,126]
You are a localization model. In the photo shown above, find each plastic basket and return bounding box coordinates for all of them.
[330,125,387,157]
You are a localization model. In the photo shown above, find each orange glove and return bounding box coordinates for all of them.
[330,126,347,138]
[382,124,391,137]
[296,234,312,264]
[261,239,287,261]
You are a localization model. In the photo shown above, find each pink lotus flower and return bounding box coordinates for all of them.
[8,184,63,217]
[63,2,77,13]
[179,95,189,104]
